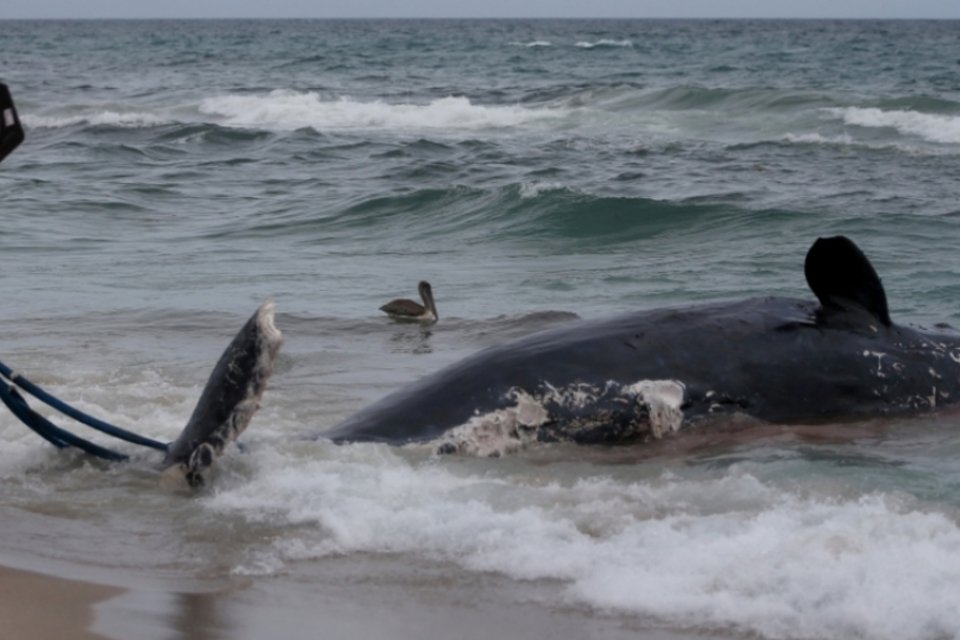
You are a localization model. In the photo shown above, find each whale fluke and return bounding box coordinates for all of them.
[164,300,283,486]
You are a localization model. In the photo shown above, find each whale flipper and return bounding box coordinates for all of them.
[164,301,283,486]
[804,235,892,327]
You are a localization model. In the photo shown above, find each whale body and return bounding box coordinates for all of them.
[315,236,960,455]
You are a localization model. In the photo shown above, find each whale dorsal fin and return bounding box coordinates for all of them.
[804,236,892,327]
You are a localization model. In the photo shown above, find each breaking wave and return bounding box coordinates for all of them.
[24,111,171,129]
[575,39,634,49]
[827,107,960,145]
[198,91,566,132]
[208,446,960,640]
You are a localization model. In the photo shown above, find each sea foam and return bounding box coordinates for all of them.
[24,111,170,129]
[207,445,960,640]
[575,39,634,49]
[828,107,960,145]
[198,91,564,132]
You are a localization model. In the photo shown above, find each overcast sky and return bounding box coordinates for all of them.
[2,0,959,19]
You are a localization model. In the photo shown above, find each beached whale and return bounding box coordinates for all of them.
[134,235,960,475]
[309,236,960,455]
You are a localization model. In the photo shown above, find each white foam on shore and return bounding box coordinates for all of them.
[207,445,960,640]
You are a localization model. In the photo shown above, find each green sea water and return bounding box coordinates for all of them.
[2,19,960,319]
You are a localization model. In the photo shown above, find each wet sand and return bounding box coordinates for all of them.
[0,556,730,640]
[0,564,121,640]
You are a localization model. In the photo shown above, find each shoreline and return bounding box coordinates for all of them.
[0,554,729,640]
[0,563,123,640]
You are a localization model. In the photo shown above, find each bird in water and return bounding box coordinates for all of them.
[380,281,438,324]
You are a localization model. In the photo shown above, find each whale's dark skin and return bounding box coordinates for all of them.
[165,301,283,485]
[321,237,960,448]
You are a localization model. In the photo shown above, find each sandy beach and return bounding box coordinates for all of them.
[0,555,727,640]
[0,564,121,640]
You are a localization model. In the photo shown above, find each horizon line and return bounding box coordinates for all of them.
[2,15,959,21]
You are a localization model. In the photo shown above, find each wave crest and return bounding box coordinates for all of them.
[24,111,170,129]
[198,91,565,132]
[828,107,960,144]
[575,39,634,49]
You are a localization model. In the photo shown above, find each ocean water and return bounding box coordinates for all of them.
[2,18,960,639]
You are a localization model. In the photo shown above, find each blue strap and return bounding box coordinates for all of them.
[0,379,129,461]
[0,359,168,452]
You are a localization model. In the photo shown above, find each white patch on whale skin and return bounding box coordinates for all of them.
[428,390,549,458]
[429,379,686,458]
[863,350,887,378]
[538,381,602,410]
[625,380,686,439]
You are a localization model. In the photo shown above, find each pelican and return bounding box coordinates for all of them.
[380,281,438,324]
